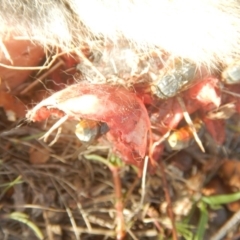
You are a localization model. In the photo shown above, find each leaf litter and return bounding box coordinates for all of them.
[1,40,240,240]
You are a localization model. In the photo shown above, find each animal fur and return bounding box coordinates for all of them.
[1,0,240,71]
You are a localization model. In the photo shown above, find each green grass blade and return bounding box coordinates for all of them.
[8,212,44,240]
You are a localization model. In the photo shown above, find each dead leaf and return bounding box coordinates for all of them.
[29,146,50,164]
[0,39,44,91]
[0,91,26,120]
[218,160,240,191]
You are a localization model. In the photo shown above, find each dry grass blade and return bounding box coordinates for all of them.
[210,208,240,240]
[0,40,13,65]
[50,176,80,240]
[20,59,64,95]
[39,115,69,143]
[177,96,205,152]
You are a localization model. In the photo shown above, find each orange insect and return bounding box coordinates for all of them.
[75,119,109,143]
[167,118,203,151]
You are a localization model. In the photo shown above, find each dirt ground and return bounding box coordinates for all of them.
[1,40,240,240]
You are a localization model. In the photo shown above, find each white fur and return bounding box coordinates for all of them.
[1,0,240,69]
